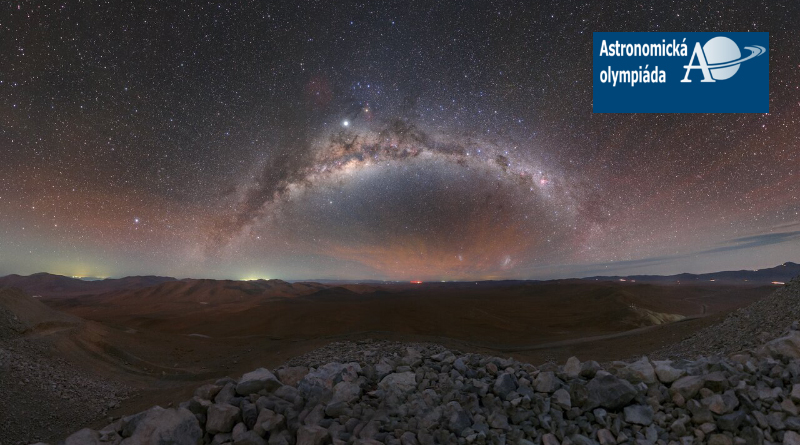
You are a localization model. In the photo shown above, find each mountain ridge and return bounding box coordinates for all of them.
[1,261,796,299]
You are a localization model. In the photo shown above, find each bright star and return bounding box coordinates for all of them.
[342,120,349,127]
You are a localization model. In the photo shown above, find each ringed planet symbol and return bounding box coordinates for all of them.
[700,36,766,80]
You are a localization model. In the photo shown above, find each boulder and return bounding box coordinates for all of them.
[253,409,285,436]
[585,374,637,409]
[430,351,456,364]
[708,434,733,445]
[596,429,615,445]
[98,423,122,443]
[717,410,746,432]
[325,401,349,417]
[446,402,472,433]
[379,372,417,393]
[670,375,705,400]
[616,357,656,384]
[302,362,361,389]
[194,384,223,400]
[653,360,685,383]
[207,403,241,434]
[241,399,258,429]
[331,380,362,404]
[623,404,654,426]
[275,366,309,387]
[232,422,247,441]
[553,388,571,409]
[234,431,267,445]
[375,362,394,379]
[273,385,299,402]
[493,372,518,398]
[703,371,728,392]
[214,382,237,404]
[534,371,560,393]
[296,425,330,445]
[791,384,800,402]
[783,399,799,416]
[268,431,293,445]
[488,410,510,430]
[580,360,602,378]
[785,431,800,445]
[236,368,283,395]
[541,433,560,445]
[302,404,325,426]
[760,331,800,359]
[400,431,419,445]
[702,394,728,415]
[180,396,211,415]
[564,356,581,378]
[570,435,597,445]
[64,428,101,445]
[119,406,202,445]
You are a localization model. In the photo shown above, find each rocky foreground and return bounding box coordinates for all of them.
[54,278,800,445]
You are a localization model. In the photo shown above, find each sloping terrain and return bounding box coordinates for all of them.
[0,286,80,338]
[0,288,131,444]
[85,278,330,305]
[657,275,800,358]
[45,280,770,349]
[0,273,176,298]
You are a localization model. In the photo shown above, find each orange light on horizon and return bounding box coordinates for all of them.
[410,280,423,284]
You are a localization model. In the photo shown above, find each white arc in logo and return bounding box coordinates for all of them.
[681,37,765,83]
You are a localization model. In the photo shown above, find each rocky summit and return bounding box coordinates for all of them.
[52,278,800,445]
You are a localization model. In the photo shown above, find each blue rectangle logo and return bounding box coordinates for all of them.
[593,32,769,113]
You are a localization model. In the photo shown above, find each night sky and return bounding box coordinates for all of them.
[1,1,798,280]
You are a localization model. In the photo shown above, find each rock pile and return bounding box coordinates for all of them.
[58,333,800,443]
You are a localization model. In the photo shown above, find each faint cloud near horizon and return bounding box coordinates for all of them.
[572,229,800,277]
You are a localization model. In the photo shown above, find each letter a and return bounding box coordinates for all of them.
[681,42,714,82]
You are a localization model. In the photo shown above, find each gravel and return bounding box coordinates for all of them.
[286,340,449,368]
[0,338,132,445]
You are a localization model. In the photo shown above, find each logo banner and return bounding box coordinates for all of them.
[593,32,769,113]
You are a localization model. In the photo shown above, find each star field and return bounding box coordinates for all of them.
[0,1,798,280]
